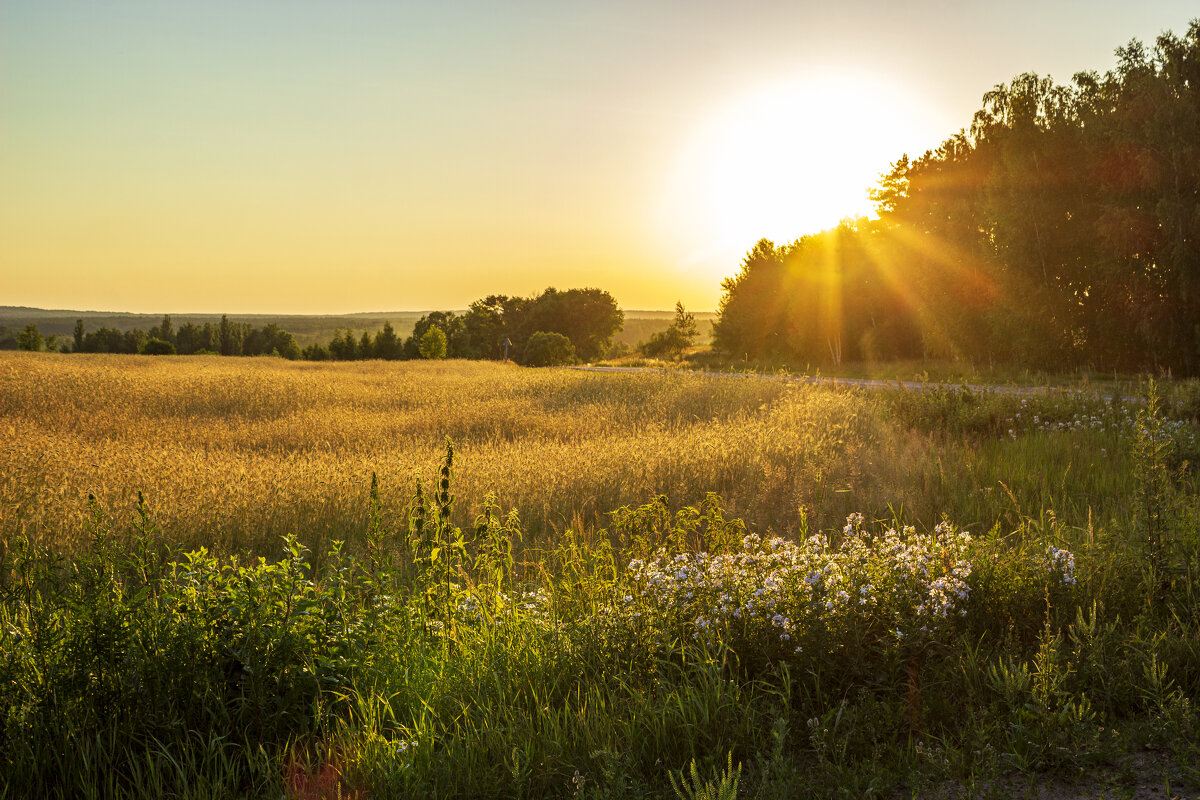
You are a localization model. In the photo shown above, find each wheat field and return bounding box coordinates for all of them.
[2,352,920,556]
[3,351,1138,561]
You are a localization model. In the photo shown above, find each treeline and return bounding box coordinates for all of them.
[301,287,623,365]
[17,286,624,366]
[715,22,1200,374]
[62,316,303,358]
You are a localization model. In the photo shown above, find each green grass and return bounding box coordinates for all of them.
[3,360,1200,798]
[608,347,1180,399]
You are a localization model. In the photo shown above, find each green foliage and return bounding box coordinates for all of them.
[460,294,525,359]
[68,316,303,358]
[329,327,359,360]
[0,513,384,796]
[3,409,1200,796]
[418,325,448,359]
[140,337,176,355]
[1133,384,1177,583]
[294,286,623,364]
[986,618,1104,771]
[302,342,330,361]
[522,330,575,366]
[16,323,42,352]
[272,329,301,360]
[712,228,920,366]
[643,301,698,359]
[374,320,401,360]
[218,314,247,356]
[527,287,624,361]
[670,752,741,800]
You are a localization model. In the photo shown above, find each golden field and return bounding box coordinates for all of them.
[1,353,886,555]
[0,352,1127,557]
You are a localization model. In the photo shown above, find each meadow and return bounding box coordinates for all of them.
[2,352,1199,798]
[0,353,1151,557]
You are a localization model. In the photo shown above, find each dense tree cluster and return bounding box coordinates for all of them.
[715,23,1200,374]
[70,316,301,359]
[25,287,621,366]
[304,287,623,365]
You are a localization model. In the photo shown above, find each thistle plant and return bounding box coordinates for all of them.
[363,472,394,608]
[408,442,469,633]
[471,494,520,613]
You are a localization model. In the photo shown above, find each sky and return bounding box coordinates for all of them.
[1,1,1196,314]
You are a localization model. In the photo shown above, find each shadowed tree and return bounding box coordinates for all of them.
[374,321,400,360]
[17,324,42,352]
[526,287,623,362]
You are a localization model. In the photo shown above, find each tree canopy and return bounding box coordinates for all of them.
[714,22,1200,374]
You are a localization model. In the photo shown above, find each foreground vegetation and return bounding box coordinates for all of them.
[3,352,1200,797]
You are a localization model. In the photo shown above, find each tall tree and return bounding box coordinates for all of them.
[374,321,400,360]
[17,324,42,352]
[527,287,623,362]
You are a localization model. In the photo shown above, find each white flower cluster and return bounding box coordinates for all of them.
[1043,545,1077,586]
[433,585,555,630]
[1003,396,1198,453]
[494,586,553,624]
[456,592,484,622]
[625,533,831,645]
[1005,397,1135,438]
[872,521,973,634]
[620,515,977,655]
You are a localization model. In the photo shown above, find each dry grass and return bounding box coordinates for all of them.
[2,353,908,556]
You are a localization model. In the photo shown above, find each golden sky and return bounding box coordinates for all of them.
[1,1,1195,313]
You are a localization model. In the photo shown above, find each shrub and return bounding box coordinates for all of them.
[140,337,177,355]
[522,330,575,366]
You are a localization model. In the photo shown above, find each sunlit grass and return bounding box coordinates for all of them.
[3,351,1200,797]
[1,352,869,556]
[3,352,1189,561]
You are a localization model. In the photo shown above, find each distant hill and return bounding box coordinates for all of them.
[0,307,717,349]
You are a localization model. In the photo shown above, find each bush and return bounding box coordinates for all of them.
[522,331,576,367]
[140,338,177,355]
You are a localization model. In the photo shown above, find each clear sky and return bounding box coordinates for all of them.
[1,0,1195,314]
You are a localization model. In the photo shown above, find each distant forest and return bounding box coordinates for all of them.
[302,287,623,364]
[4,287,625,367]
[714,23,1200,375]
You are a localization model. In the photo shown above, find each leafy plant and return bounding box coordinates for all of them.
[669,752,741,800]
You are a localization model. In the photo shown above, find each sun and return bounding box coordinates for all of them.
[662,71,940,274]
